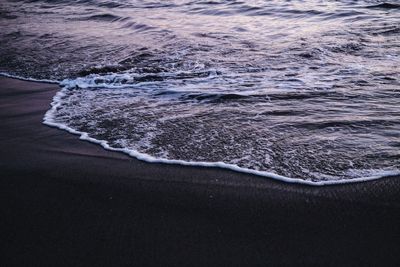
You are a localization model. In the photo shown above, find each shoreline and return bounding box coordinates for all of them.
[1,77,399,266]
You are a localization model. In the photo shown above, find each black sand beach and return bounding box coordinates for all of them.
[1,77,399,266]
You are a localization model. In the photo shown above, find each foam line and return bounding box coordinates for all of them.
[0,72,59,84]
[42,84,400,186]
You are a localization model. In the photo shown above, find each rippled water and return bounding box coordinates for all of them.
[1,0,399,183]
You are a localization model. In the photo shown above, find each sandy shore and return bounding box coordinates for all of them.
[1,76,399,266]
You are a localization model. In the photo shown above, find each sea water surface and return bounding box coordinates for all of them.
[1,0,399,184]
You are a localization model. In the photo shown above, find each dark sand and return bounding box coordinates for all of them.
[1,77,399,266]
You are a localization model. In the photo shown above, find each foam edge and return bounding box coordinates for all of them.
[42,86,400,186]
[0,72,59,84]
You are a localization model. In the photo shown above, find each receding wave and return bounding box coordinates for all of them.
[39,69,400,184]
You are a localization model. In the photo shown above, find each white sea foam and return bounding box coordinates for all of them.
[0,72,59,84]
[60,73,136,89]
[41,78,400,186]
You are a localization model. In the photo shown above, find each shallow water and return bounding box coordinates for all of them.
[1,0,399,183]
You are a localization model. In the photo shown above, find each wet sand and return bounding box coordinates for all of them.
[1,76,399,266]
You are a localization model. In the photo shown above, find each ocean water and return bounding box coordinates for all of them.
[1,0,399,184]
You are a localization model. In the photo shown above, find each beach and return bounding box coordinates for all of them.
[1,76,399,266]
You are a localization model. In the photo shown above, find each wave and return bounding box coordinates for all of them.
[365,3,400,9]
[43,84,400,186]
[2,0,399,186]
[38,73,400,186]
[68,13,127,22]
